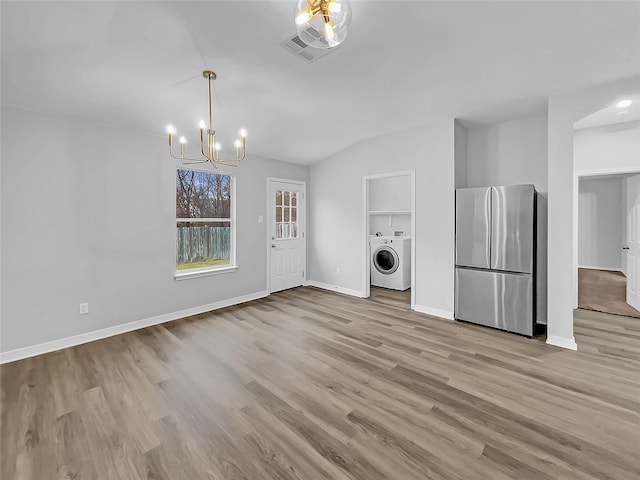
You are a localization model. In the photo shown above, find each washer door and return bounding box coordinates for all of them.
[373,246,399,275]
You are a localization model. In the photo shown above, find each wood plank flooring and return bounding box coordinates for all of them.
[1,286,639,479]
[578,268,640,318]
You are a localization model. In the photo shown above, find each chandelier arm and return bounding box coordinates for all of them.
[212,159,245,166]
[182,158,212,165]
[172,155,209,164]
[200,128,207,159]
[201,136,208,159]
[213,161,241,168]
[212,152,246,166]
[169,144,245,167]
[173,146,214,163]
[168,146,209,164]
[204,159,220,169]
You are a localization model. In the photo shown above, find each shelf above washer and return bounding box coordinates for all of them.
[369,210,412,227]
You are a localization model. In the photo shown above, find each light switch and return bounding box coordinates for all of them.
[258,215,264,223]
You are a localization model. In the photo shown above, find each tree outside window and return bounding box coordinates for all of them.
[176,169,233,271]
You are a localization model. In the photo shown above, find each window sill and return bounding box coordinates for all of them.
[174,265,238,281]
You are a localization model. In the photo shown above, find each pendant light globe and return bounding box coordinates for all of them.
[294,0,352,49]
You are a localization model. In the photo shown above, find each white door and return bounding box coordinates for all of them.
[269,180,305,293]
[627,174,640,311]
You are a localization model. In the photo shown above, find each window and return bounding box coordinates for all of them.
[176,169,234,273]
[275,189,299,239]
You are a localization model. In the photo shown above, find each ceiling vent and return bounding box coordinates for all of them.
[279,29,340,63]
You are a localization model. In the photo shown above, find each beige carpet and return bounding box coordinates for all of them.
[578,268,640,318]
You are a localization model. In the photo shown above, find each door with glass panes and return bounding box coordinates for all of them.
[269,180,306,293]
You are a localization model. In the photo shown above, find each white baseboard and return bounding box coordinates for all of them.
[413,304,454,321]
[578,265,623,273]
[0,290,269,364]
[546,335,578,351]
[307,281,364,298]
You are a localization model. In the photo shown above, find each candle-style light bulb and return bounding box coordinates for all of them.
[324,22,335,41]
[167,125,175,147]
[198,120,206,129]
[179,136,186,157]
[215,142,221,151]
[234,140,242,149]
[239,128,247,138]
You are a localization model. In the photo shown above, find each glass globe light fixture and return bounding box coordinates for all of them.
[295,0,352,49]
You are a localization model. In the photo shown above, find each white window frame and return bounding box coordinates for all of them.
[174,168,237,281]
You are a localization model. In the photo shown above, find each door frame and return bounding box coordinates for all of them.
[266,177,307,294]
[573,166,640,308]
[362,170,416,309]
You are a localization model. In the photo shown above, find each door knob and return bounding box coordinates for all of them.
[623,245,630,250]
[271,244,276,248]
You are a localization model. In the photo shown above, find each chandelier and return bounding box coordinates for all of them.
[167,70,246,168]
[295,0,352,49]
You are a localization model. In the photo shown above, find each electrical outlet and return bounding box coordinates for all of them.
[79,303,89,315]
[336,268,341,275]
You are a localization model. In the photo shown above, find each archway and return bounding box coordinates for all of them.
[546,77,640,351]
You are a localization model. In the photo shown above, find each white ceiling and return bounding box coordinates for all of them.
[2,1,639,165]
[574,95,640,130]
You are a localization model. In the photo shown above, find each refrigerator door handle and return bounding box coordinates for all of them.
[485,187,492,268]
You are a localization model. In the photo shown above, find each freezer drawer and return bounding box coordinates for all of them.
[455,268,533,336]
[491,185,535,273]
[455,187,491,269]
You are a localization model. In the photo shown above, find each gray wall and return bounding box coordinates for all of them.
[369,175,412,237]
[309,122,456,317]
[1,106,309,352]
[454,120,468,188]
[578,177,624,271]
[369,175,412,212]
[465,114,548,324]
[574,121,640,172]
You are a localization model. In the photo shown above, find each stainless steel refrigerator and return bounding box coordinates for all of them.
[455,185,536,336]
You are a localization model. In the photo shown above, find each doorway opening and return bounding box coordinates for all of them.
[577,174,640,318]
[573,99,640,321]
[362,171,416,310]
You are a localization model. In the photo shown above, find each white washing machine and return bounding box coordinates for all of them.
[370,236,411,290]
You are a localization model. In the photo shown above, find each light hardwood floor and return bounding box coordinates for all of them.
[578,268,640,318]
[1,286,639,479]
